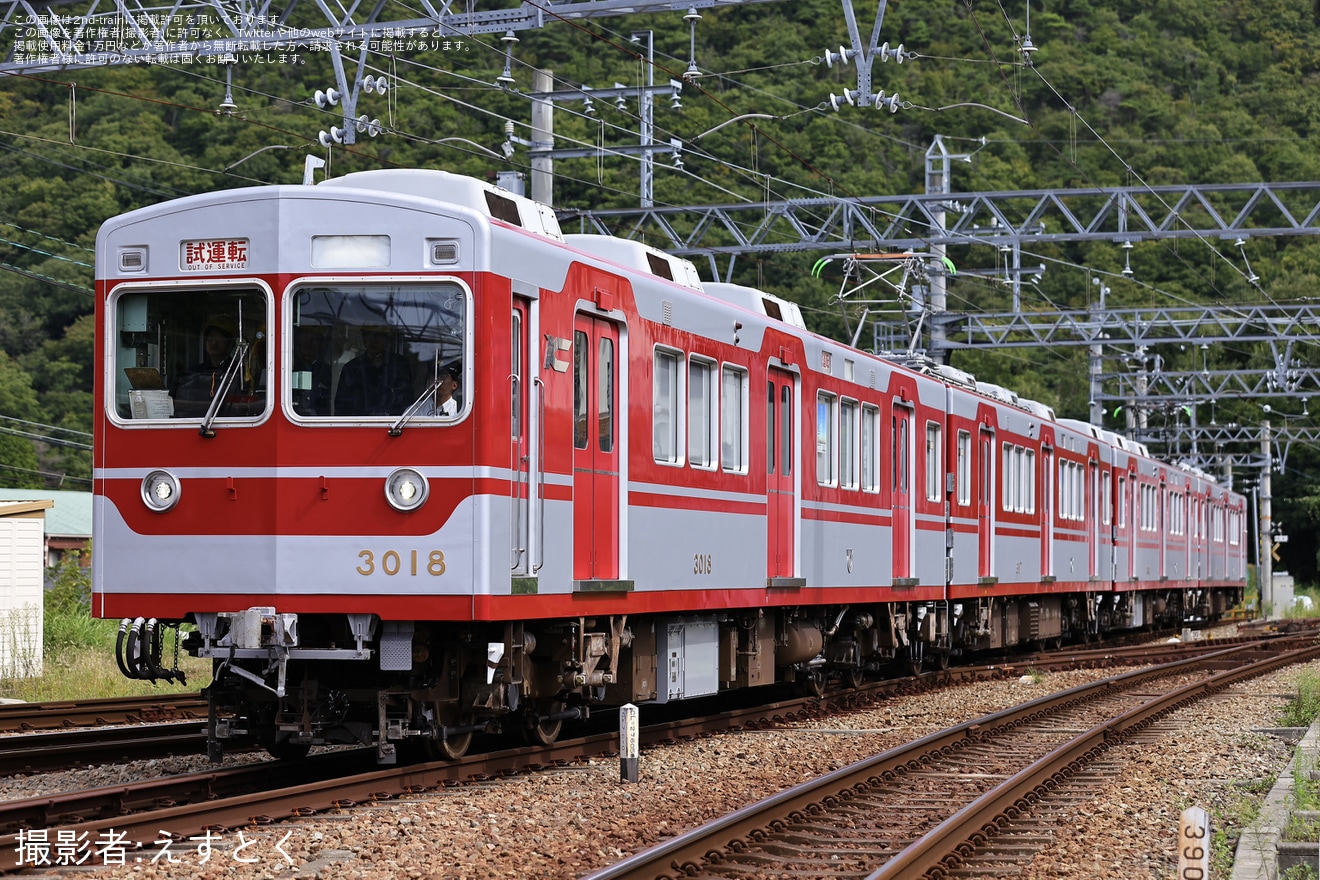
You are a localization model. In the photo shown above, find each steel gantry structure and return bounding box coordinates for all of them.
[563,181,1320,277]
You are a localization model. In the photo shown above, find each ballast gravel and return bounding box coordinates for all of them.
[9,637,1308,880]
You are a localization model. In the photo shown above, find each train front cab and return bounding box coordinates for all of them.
[91,173,587,762]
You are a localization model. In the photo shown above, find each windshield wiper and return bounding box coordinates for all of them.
[389,377,443,437]
[199,341,250,438]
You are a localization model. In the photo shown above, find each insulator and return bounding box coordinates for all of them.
[874,91,900,113]
[824,45,851,67]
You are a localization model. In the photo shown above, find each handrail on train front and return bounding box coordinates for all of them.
[510,372,526,572]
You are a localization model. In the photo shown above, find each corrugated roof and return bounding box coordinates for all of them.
[0,489,91,538]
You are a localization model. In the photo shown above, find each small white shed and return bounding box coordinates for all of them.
[0,499,52,678]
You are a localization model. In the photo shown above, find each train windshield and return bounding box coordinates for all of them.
[109,286,270,422]
[288,281,468,421]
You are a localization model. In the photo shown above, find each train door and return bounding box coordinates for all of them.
[767,369,795,581]
[1128,473,1138,580]
[572,314,620,580]
[1041,447,1054,580]
[978,427,995,579]
[1089,460,1100,579]
[511,302,532,575]
[1188,493,1198,580]
[1158,478,1167,581]
[892,402,914,581]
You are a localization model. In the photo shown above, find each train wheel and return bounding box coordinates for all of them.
[901,643,923,676]
[930,651,951,671]
[523,701,565,746]
[426,705,473,760]
[845,665,866,689]
[804,670,827,698]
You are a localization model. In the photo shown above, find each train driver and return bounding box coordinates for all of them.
[334,325,414,416]
[171,320,235,417]
[421,360,462,417]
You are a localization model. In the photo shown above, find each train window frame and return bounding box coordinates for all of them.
[861,404,880,494]
[1102,471,1113,525]
[1118,475,1128,529]
[283,276,472,425]
[688,355,717,471]
[924,422,942,503]
[720,364,749,475]
[105,278,275,429]
[1002,443,1013,512]
[956,430,971,506]
[816,391,837,487]
[1021,450,1030,515]
[839,398,859,491]
[652,346,684,466]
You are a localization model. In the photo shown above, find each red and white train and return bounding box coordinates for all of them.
[92,169,1247,762]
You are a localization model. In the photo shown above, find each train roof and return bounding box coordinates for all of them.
[320,169,564,242]
[562,234,703,292]
[701,282,806,329]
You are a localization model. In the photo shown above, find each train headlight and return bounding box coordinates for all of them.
[141,470,181,512]
[385,467,429,512]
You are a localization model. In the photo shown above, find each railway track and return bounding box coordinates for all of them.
[0,722,210,777]
[582,638,1320,880]
[0,628,1296,871]
[0,695,204,733]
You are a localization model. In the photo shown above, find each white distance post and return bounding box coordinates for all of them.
[620,703,639,783]
[1178,806,1209,880]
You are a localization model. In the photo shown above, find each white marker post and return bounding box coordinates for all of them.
[1178,806,1209,880]
[620,703,639,783]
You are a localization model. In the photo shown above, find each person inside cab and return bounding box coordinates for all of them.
[335,325,413,416]
[422,360,462,417]
[172,320,236,417]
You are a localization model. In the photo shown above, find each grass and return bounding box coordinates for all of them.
[1211,781,1271,876]
[1284,586,1320,620]
[0,553,209,702]
[1281,668,1320,729]
[1284,866,1320,880]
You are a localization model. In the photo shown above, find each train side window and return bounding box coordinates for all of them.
[111,285,269,423]
[1118,476,1127,528]
[956,430,971,506]
[1019,451,1029,511]
[816,392,836,486]
[511,311,521,438]
[721,365,748,474]
[653,348,681,464]
[1102,471,1112,525]
[861,405,880,493]
[781,386,792,476]
[1004,444,1016,512]
[689,358,716,469]
[767,381,776,475]
[573,330,589,450]
[598,337,614,453]
[839,399,858,490]
[924,422,942,502]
